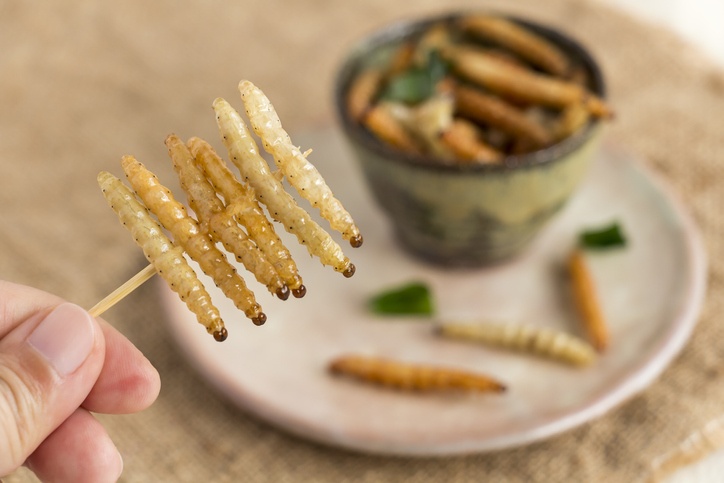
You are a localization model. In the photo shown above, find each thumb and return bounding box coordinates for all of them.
[0,302,105,474]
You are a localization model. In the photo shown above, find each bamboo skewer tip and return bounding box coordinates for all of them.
[88,263,157,318]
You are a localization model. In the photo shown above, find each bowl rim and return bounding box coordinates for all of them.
[334,11,607,173]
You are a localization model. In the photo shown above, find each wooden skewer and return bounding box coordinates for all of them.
[88,264,157,317]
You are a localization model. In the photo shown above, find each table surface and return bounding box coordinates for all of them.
[605,0,724,66]
[598,4,724,481]
[301,0,724,464]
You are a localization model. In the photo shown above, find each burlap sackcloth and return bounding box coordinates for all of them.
[1,0,722,481]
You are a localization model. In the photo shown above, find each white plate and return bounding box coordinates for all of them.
[160,127,707,456]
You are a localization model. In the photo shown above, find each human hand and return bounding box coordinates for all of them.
[0,280,161,482]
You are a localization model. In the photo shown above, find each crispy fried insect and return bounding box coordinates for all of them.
[346,67,383,122]
[552,102,591,141]
[165,134,289,300]
[97,171,227,341]
[458,14,570,76]
[436,321,597,367]
[121,155,267,326]
[341,15,614,165]
[328,354,506,393]
[453,84,552,147]
[381,95,455,159]
[213,97,355,277]
[477,48,532,72]
[568,248,608,352]
[362,104,424,154]
[388,40,417,76]
[440,118,503,164]
[413,22,453,64]
[448,46,611,116]
[239,80,363,248]
[187,136,307,296]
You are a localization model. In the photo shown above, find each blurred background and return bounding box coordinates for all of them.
[608,0,723,64]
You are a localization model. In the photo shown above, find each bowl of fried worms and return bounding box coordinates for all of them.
[335,12,611,267]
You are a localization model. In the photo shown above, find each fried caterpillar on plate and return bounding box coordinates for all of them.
[568,248,609,352]
[436,321,597,367]
[329,354,506,393]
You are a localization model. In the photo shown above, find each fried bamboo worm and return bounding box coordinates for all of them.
[436,321,596,367]
[362,104,424,154]
[552,102,591,141]
[454,84,552,147]
[346,41,417,120]
[388,40,417,76]
[414,22,453,62]
[188,136,307,297]
[165,134,289,300]
[213,98,355,277]
[346,67,383,122]
[448,46,611,117]
[458,14,570,76]
[329,354,507,393]
[382,95,455,159]
[440,118,503,164]
[239,80,363,248]
[121,155,267,326]
[97,171,227,341]
[568,248,608,352]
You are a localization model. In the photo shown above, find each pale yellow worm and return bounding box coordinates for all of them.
[165,134,289,300]
[187,136,307,297]
[238,79,363,248]
[121,155,266,326]
[213,97,355,277]
[97,171,227,341]
[436,321,597,367]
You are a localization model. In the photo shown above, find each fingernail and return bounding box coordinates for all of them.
[28,303,95,376]
[116,449,124,481]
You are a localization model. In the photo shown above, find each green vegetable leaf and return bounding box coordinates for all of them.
[579,222,627,249]
[379,50,448,105]
[381,71,433,105]
[369,282,434,316]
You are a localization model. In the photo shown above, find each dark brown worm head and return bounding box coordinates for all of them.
[350,234,363,248]
[292,284,307,298]
[213,327,228,342]
[252,313,267,326]
[276,285,291,300]
[343,263,356,278]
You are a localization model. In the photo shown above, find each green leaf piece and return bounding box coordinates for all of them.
[379,50,448,105]
[579,222,627,249]
[369,282,434,316]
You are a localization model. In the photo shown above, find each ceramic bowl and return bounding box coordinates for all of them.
[334,13,607,267]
